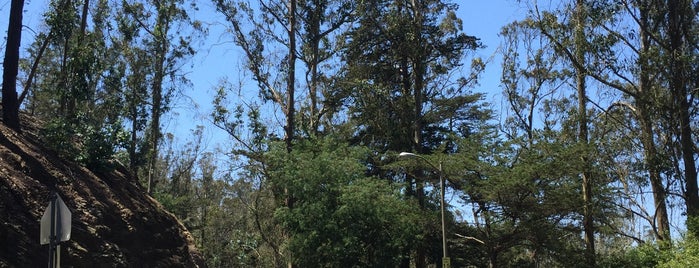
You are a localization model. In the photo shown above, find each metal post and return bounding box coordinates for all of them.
[399,153,450,268]
[48,192,56,268]
[55,192,61,268]
[439,161,449,268]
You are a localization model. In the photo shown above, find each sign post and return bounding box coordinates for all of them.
[40,192,71,268]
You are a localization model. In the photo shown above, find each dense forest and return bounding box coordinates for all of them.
[2,0,699,267]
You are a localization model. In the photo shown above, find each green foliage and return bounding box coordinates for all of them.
[657,237,699,268]
[154,191,195,222]
[598,243,662,268]
[41,114,127,171]
[598,237,699,268]
[269,138,423,267]
[687,216,699,238]
[331,178,424,266]
[444,122,628,267]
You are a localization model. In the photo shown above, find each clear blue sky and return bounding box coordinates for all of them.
[1,0,524,150]
[180,0,525,150]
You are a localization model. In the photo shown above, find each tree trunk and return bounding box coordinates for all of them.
[411,2,428,266]
[147,59,163,195]
[19,31,53,106]
[637,3,671,242]
[147,3,169,195]
[286,1,297,267]
[2,0,25,130]
[667,0,699,235]
[80,0,89,35]
[285,0,297,154]
[308,3,320,136]
[575,0,595,266]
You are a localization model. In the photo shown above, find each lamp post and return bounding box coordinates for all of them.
[399,152,450,268]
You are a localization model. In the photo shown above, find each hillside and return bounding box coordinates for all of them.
[0,116,206,267]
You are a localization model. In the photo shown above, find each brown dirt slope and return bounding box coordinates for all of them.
[0,116,206,267]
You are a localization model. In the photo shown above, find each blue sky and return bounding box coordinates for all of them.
[1,0,524,149]
[180,0,525,150]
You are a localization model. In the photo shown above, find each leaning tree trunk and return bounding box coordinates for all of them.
[2,0,25,130]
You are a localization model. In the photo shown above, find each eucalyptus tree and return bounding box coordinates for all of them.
[665,0,699,236]
[212,0,356,265]
[113,10,151,180]
[499,1,678,265]
[572,1,596,263]
[213,0,298,154]
[119,0,199,193]
[524,0,699,244]
[296,0,355,135]
[20,0,129,169]
[496,15,585,267]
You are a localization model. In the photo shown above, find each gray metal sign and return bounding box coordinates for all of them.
[40,192,71,268]
[40,193,71,245]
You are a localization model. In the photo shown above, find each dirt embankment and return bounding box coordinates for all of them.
[0,116,206,267]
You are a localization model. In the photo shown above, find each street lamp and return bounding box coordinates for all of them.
[398,152,450,268]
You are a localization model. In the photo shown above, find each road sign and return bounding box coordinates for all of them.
[40,192,71,268]
[40,193,71,245]
[443,257,451,268]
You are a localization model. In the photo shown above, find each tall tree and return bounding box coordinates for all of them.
[666,0,699,235]
[572,0,675,243]
[572,0,595,264]
[213,0,301,265]
[340,0,484,266]
[505,1,683,263]
[213,0,356,266]
[630,0,673,243]
[296,0,355,135]
[497,16,592,267]
[530,0,692,244]
[285,0,297,155]
[214,0,300,150]
[120,0,197,193]
[2,0,24,130]
[21,0,129,169]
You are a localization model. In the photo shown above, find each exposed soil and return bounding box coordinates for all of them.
[0,115,206,267]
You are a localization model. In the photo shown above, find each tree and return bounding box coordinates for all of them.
[665,0,699,235]
[340,0,485,265]
[2,0,24,130]
[527,0,699,244]
[572,1,595,264]
[117,0,198,193]
[270,138,423,267]
[498,2,673,265]
[213,0,357,265]
[446,116,601,267]
[296,0,355,135]
[21,0,129,169]
[214,0,298,151]
[497,16,586,267]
